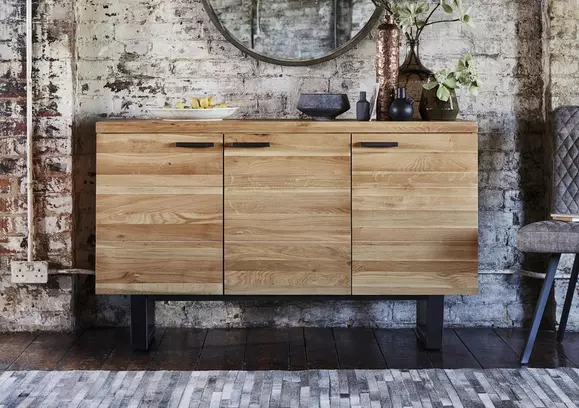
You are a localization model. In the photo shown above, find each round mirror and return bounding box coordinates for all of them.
[202,0,382,66]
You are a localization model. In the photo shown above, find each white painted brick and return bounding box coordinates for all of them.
[76,38,124,60]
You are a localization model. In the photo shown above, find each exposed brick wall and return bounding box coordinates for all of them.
[1,0,578,331]
[0,0,76,330]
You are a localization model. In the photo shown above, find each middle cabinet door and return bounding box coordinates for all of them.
[224,133,351,295]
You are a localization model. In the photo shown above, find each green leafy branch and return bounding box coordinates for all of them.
[423,54,480,101]
[374,0,473,41]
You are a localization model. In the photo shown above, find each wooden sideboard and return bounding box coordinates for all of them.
[95,120,479,350]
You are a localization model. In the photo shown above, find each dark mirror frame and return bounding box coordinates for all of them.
[202,0,384,66]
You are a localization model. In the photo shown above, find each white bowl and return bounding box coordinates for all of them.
[149,107,238,121]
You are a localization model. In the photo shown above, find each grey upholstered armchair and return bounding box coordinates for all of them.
[516,106,579,365]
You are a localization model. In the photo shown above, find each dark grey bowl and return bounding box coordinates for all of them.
[297,93,350,120]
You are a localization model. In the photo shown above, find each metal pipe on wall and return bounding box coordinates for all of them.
[25,0,34,261]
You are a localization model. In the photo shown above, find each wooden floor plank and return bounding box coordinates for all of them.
[333,328,386,369]
[288,328,307,370]
[244,328,290,370]
[304,328,339,369]
[425,329,481,369]
[0,332,37,370]
[454,328,520,368]
[558,332,579,367]
[55,328,120,370]
[101,328,166,370]
[494,328,575,368]
[196,328,247,370]
[374,329,433,369]
[8,332,81,370]
[9,327,579,371]
[148,328,207,370]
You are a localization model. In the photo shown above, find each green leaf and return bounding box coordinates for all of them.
[441,2,453,13]
[416,3,429,14]
[462,14,470,23]
[436,85,451,101]
[423,81,439,90]
[443,76,458,89]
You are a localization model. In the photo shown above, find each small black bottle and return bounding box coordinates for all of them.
[389,87,414,121]
[356,91,370,121]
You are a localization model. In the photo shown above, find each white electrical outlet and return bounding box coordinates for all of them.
[11,261,49,284]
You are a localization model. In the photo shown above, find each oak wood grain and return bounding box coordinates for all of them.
[353,193,478,211]
[97,133,222,153]
[353,172,478,188]
[353,133,478,152]
[96,282,222,295]
[353,261,478,295]
[97,175,222,195]
[225,242,351,295]
[353,227,478,242]
[97,120,478,134]
[97,224,223,242]
[96,241,222,289]
[97,152,222,175]
[96,133,224,295]
[354,152,477,172]
[352,132,478,295]
[224,133,351,295]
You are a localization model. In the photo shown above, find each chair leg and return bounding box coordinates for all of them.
[521,253,561,365]
[557,254,579,342]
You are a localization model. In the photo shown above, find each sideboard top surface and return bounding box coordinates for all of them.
[96,120,478,134]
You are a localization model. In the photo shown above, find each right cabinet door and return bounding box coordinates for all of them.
[352,133,478,295]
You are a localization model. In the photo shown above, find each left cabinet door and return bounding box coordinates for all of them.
[96,133,224,295]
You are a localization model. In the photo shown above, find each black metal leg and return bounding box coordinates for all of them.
[416,295,444,350]
[130,295,156,351]
[521,253,561,365]
[557,254,579,342]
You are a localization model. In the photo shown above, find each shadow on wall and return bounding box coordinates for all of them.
[512,1,553,330]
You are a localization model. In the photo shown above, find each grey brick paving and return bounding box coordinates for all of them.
[1,369,579,407]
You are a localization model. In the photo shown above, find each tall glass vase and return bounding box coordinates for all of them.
[398,39,432,119]
[375,15,400,121]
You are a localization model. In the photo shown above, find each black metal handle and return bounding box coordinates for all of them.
[359,142,399,148]
[230,142,271,148]
[175,142,215,148]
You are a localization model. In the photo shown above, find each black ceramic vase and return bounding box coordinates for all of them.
[388,88,413,121]
[419,86,459,121]
[297,93,350,120]
[356,91,370,121]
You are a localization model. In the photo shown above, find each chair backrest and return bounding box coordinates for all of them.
[553,106,579,214]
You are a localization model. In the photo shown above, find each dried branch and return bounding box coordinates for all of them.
[416,3,440,38]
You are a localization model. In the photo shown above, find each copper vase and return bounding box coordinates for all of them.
[375,14,400,121]
[398,39,433,119]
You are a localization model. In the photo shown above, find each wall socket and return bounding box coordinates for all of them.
[11,261,49,284]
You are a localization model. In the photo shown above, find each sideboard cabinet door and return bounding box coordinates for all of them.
[224,134,351,295]
[96,133,223,295]
[352,133,478,295]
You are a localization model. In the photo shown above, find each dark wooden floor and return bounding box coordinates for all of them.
[2,327,579,371]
